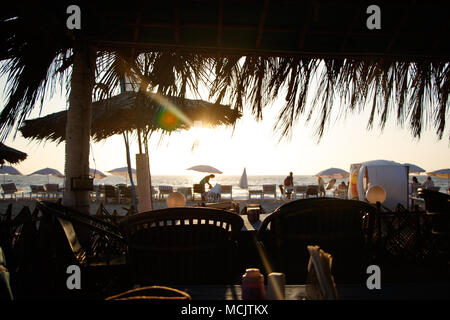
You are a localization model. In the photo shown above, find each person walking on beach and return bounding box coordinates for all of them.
[422,176,435,189]
[284,172,294,199]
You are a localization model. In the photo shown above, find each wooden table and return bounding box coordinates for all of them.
[173,282,450,300]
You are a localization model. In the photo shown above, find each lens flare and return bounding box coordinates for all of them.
[157,109,181,131]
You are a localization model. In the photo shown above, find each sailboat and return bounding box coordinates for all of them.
[239,168,248,189]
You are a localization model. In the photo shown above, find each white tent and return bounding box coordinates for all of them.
[348,160,408,211]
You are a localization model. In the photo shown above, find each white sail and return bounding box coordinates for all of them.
[239,168,248,189]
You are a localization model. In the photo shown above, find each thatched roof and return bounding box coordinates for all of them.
[19,91,241,143]
[0,142,27,165]
[2,1,449,141]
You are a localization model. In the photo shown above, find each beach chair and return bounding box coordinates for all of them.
[120,207,244,285]
[262,184,277,201]
[158,185,173,200]
[294,186,307,199]
[192,184,205,201]
[177,187,192,200]
[306,185,319,198]
[1,183,24,200]
[248,188,263,200]
[104,185,120,204]
[30,185,46,199]
[220,185,233,200]
[44,183,63,199]
[257,198,376,283]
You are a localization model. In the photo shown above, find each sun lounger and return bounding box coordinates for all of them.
[1,183,24,200]
[192,184,205,201]
[294,186,308,199]
[262,184,277,201]
[248,189,263,200]
[306,185,319,198]
[220,185,233,200]
[30,185,46,199]
[158,185,173,200]
[44,183,63,199]
[177,187,192,200]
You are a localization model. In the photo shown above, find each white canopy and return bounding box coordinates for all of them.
[349,160,408,210]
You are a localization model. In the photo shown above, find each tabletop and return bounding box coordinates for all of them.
[173,282,450,300]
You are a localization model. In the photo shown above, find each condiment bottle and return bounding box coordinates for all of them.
[242,268,265,300]
[266,272,286,300]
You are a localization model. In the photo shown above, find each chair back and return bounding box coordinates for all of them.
[306,185,319,197]
[104,185,117,197]
[45,184,59,192]
[120,207,244,285]
[1,183,17,193]
[31,185,45,193]
[193,184,205,194]
[418,188,449,214]
[221,185,232,194]
[105,286,191,300]
[263,184,276,193]
[257,198,376,283]
[158,185,173,194]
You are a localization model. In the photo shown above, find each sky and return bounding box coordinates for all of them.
[1,73,449,177]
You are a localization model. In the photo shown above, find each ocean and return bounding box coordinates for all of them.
[2,174,448,200]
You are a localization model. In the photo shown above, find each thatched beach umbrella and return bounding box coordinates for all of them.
[19,91,241,144]
[0,142,27,166]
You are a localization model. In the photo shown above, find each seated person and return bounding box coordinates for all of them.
[422,176,434,189]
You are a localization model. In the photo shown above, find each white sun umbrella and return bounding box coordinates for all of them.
[316,167,349,179]
[187,165,223,174]
[89,168,107,179]
[403,163,426,175]
[29,167,64,183]
[108,167,136,184]
[239,167,248,189]
[426,168,450,187]
[0,165,22,184]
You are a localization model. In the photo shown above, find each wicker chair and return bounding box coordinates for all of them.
[120,207,244,285]
[417,188,450,258]
[105,285,191,300]
[257,198,376,284]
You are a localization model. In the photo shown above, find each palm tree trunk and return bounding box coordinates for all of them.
[63,39,96,214]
